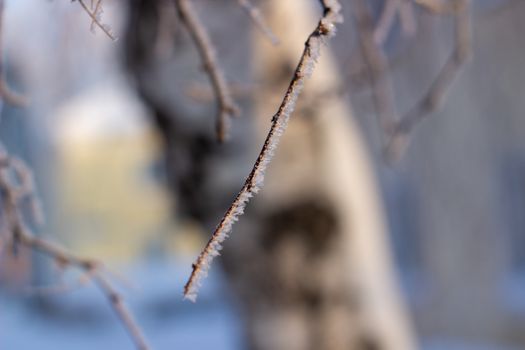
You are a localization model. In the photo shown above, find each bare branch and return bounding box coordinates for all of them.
[175,0,240,143]
[90,0,104,32]
[92,273,149,350]
[236,0,279,45]
[399,0,417,38]
[24,269,95,296]
[351,0,399,139]
[374,0,416,45]
[386,0,472,160]
[186,81,254,103]
[7,156,44,225]
[415,0,461,15]
[75,0,117,41]
[0,146,150,350]
[0,0,27,107]
[374,0,400,45]
[183,0,343,302]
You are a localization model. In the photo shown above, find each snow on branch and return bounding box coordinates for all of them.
[183,0,343,302]
[175,0,240,143]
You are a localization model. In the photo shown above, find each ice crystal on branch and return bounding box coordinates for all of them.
[183,0,343,302]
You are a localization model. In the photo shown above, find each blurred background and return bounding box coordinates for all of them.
[0,0,524,349]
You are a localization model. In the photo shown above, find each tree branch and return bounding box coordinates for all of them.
[351,0,399,141]
[75,0,116,41]
[0,0,27,107]
[374,0,400,45]
[0,145,150,350]
[386,0,471,160]
[183,0,343,302]
[175,0,240,143]
[236,0,279,45]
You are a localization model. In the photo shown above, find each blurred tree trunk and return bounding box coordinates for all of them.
[125,1,415,349]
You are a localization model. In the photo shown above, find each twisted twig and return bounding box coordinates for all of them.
[183,0,343,302]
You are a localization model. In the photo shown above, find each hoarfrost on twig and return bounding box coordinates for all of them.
[183,0,343,302]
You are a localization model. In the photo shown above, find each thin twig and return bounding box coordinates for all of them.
[90,0,104,32]
[185,81,255,103]
[0,3,145,347]
[0,0,27,107]
[175,0,239,143]
[374,0,400,45]
[351,0,399,140]
[399,0,417,38]
[93,274,149,350]
[0,146,150,350]
[183,0,343,302]
[75,0,117,41]
[386,0,471,160]
[236,0,279,45]
[415,0,460,15]
[374,0,416,45]
[24,269,95,296]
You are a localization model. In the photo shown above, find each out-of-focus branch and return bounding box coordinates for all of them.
[374,0,416,48]
[0,3,149,347]
[186,81,255,103]
[89,0,104,32]
[374,0,399,45]
[0,0,27,107]
[416,0,462,15]
[24,268,95,296]
[175,0,239,143]
[386,0,472,160]
[236,0,279,45]
[351,0,399,140]
[183,0,343,302]
[399,0,417,38]
[0,145,150,350]
[75,0,117,40]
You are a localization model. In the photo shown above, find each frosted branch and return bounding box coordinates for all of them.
[183,0,343,302]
